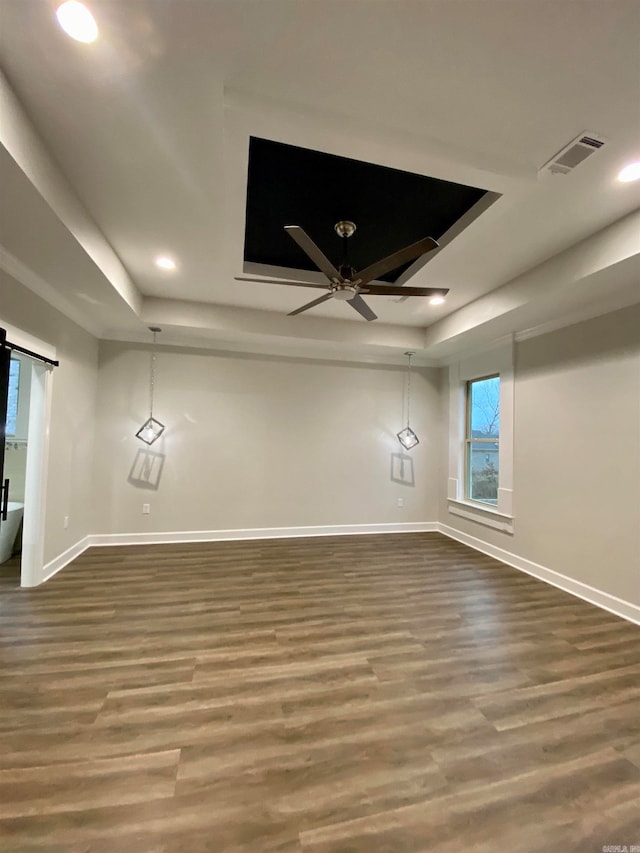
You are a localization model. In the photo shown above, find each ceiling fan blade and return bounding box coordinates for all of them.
[284,226,343,282]
[288,293,334,316]
[360,285,450,297]
[354,236,439,286]
[235,276,327,289]
[348,294,377,321]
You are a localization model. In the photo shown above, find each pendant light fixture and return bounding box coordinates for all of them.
[135,326,165,445]
[397,351,419,451]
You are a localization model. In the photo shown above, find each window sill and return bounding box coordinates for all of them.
[447,499,514,533]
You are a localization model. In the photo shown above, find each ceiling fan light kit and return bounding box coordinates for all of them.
[331,285,358,301]
[334,220,356,238]
[236,221,447,321]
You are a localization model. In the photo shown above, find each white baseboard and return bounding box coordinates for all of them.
[38,535,92,586]
[438,523,640,626]
[35,523,640,627]
[89,521,438,547]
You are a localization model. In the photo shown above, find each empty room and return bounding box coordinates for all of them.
[0,1,639,850]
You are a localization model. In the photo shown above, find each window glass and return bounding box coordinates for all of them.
[467,443,499,504]
[469,375,500,438]
[466,375,499,505]
[6,359,20,436]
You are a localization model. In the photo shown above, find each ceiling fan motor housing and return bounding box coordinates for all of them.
[334,220,356,238]
[338,264,357,281]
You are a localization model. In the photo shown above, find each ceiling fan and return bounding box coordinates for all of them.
[235,221,447,321]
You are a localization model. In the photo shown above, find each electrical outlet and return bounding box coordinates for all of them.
[397,497,404,507]
[63,516,69,529]
[142,504,150,514]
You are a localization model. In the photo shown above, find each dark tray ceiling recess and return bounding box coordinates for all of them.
[243,137,488,283]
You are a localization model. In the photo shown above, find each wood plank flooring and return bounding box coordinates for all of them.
[0,532,638,852]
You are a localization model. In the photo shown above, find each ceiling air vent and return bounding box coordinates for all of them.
[540,132,606,176]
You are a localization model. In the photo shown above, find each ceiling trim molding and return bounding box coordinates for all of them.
[223,87,537,187]
[514,288,640,344]
[423,208,640,355]
[101,326,442,368]
[128,295,438,365]
[0,69,142,316]
[141,296,427,347]
[0,245,102,338]
[434,333,516,367]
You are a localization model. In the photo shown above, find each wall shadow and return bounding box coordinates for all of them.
[128,448,165,491]
[390,452,415,486]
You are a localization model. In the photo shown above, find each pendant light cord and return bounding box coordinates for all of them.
[406,352,412,428]
[149,330,157,418]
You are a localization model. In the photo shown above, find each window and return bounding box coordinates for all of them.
[446,343,513,531]
[465,375,500,505]
[6,359,20,437]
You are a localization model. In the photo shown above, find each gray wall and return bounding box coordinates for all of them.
[441,303,640,606]
[92,342,442,534]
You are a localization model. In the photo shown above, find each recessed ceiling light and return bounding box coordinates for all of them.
[617,162,640,183]
[155,256,176,271]
[55,1,98,43]
[429,295,446,306]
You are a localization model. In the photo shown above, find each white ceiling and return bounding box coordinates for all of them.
[0,0,639,362]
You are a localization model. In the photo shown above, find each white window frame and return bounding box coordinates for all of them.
[465,373,500,507]
[447,341,514,533]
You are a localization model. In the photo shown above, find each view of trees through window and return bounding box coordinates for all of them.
[466,375,500,504]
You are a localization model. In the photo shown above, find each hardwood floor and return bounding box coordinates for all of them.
[0,533,638,852]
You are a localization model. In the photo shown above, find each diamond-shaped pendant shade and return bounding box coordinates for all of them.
[397,351,419,450]
[136,416,165,446]
[397,426,419,451]
[136,327,165,445]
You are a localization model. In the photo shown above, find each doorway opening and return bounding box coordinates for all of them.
[1,354,31,581]
[1,326,53,588]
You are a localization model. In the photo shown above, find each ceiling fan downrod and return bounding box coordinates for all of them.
[334,220,357,282]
